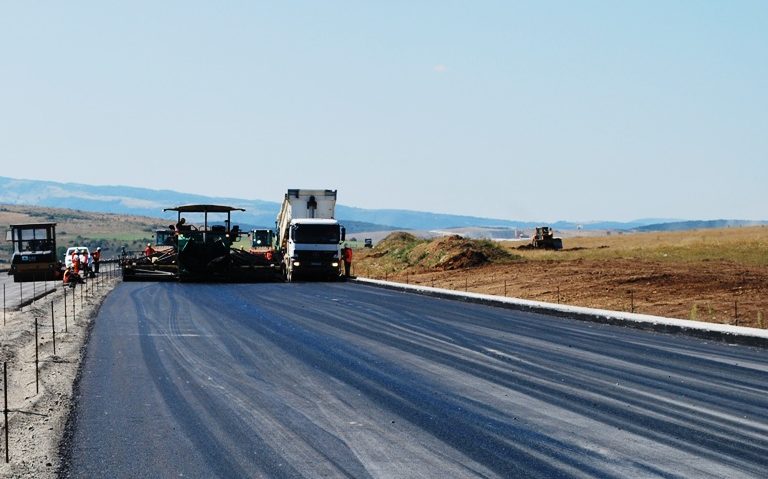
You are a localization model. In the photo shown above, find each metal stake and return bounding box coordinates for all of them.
[4,362,8,463]
[64,289,68,332]
[35,317,39,394]
[51,301,56,356]
[504,279,507,297]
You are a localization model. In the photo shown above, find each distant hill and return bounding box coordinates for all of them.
[1,176,763,232]
[0,176,521,230]
[634,219,768,232]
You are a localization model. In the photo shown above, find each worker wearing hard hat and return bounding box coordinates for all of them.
[145,243,155,257]
[71,250,80,274]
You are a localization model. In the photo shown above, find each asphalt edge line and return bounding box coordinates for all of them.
[351,277,768,348]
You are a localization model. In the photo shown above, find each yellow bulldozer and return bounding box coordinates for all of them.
[531,226,563,250]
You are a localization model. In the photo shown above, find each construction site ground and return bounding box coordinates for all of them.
[355,227,768,329]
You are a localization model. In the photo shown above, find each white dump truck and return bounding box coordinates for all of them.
[276,189,346,282]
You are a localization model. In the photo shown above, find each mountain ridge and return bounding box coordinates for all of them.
[1,176,763,232]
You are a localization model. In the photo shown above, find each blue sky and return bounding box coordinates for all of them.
[1,1,766,222]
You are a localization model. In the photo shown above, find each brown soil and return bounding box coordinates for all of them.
[365,260,768,328]
[356,232,768,329]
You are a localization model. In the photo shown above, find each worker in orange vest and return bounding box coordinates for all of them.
[81,250,90,276]
[342,244,353,277]
[92,247,101,274]
[145,243,155,257]
[71,251,80,274]
[62,267,82,288]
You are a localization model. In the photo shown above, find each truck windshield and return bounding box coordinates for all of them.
[293,224,340,244]
[252,230,272,247]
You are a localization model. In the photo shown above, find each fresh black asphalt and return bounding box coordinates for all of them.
[60,282,768,478]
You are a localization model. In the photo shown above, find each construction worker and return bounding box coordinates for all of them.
[62,266,82,288]
[145,243,155,257]
[342,244,353,277]
[71,250,80,274]
[92,247,101,274]
[80,249,92,277]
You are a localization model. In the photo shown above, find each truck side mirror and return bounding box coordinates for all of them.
[341,227,346,242]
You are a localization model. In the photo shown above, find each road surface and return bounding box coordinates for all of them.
[0,272,58,310]
[61,282,768,478]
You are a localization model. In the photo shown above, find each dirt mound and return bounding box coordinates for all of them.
[421,235,517,270]
[369,232,424,259]
[359,233,518,273]
[375,231,421,250]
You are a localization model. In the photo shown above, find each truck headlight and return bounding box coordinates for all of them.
[331,262,339,267]
[293,261,301,267]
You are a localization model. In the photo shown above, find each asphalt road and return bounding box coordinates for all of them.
[0,272,58,310]
[61,282,768,478]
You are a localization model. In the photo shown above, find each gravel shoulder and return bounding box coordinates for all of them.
[0,273,117,478]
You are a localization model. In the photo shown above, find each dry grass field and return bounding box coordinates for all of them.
[355,227,768,328]
[0,204,164,262]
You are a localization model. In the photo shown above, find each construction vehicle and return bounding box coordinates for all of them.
[121,205,282,282]
[245,228,282,275]
[276,189,346,282]
[154,229,177,251]
[120,228,180,281]
[531,226,563,250]
[120,238,178,281]
[5,223,63,282]
[169,204,283,281]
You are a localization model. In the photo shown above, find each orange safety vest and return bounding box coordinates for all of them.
[93,250,101,262]
[63,269,72,284]
[71,253,80,272]
[343,247,353,262]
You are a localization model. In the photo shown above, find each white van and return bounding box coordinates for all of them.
[64,246,92,270]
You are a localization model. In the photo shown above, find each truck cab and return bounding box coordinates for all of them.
[282,218,345,281]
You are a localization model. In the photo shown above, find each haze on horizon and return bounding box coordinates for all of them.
[1,2,765,223]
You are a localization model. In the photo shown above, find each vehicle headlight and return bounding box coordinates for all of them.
[331,262,339,267]
[293,261,301,267]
